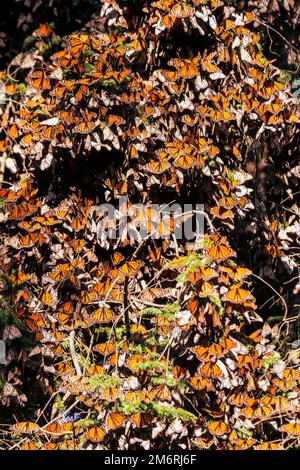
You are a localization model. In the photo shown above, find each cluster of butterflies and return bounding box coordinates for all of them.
[1,177,299,449]
[0,0,299,451]
[8,332,300,450]
[0,0,297,175]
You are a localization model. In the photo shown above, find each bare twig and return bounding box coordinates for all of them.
[69,331,82,376]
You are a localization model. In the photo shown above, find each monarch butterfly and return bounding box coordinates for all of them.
[189,376,213,391]
[219,266,252,281]
[178,61,198,79]
[33,23,52,37]
[80,290,98,304]
[211,0,224,9]
[130,323,148,340]
[181,114,199,127]
[22,442,37,450]
[52,80,76,98]
[162,69,179,82]
[153,0,173,10]
[172,365,188,379]
[128,144,139,159]
[187,267,218,283]
[236,354,254,370]
[107,115,126,127]
[119,260,142,277]
[0,188,19,202]
[147,158,170,174]
[45,343,63,355]
[219,337,236,351]
[11,422,40,434]
[68,34,90,56]
[174,154,195,169]
[23,313,47,331]
[206,244,236,261]
[33,215,61,226]
[73,114,97,134]
[131,412,153,428]
[106,412,125,431]
[91,307,114,324]
[279,422,300,435]
[240,406,255,419]
[16,233,45,249]
[54,310,73,327]
[207,421,228,436]
[256,442,282,450]
[264,244,282,258]
[265,103,282,115]
[210,109,232,122]
[197,281,216,297]
[126,354,147,373]
[162,14,177,29]
[171,3,194,18]
[206,145,220,158]
[93,341,116,356]
[50,264,70,282]
[71,239,85,254]
[227,439,255,451]
[254,405,272,419]
[283,368,299,381]
[192,344,223,362]
[124,391,141,403]
[44,422,65,435]
[8,123,18,139]
[154,316,174,336]
[110,251,125,266]
[55,362,73,376]
[8,202,38,220]
[59,440,77,450]
[101,386,121,402]
[218,179,239,196]
[247,375,258,392]
[10,271,31,285]
[44,443,59,450]
[41,290,57,308]
[86,427,105,442]
[199,362,223,379]
[3,84,17,95]
[201,59,220,74]
[29,70,50,90]
[210,205,234,220]
[228,392,247,408]
[193,437,214,449]
[75,85,89,102]
[222,286,253,305]
[86,364,104,376]
[152,384,172,402]
[272,377,294,392]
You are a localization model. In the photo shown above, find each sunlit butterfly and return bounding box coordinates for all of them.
[29,70,50,90]
[206,244,236,261]
[199,362,223,379]
[93,341,116,356]
[222,285,254,305]
[207,421,228,436]
[86,427,105,443]
[279,422,300,435]
[33,23,53,38]
[171,3,194,18]
[131,412,153,428]
[11,422,40,434]
[106,412,125,431]
[189,376,213,391]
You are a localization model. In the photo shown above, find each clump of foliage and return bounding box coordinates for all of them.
[0,0,299,450]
